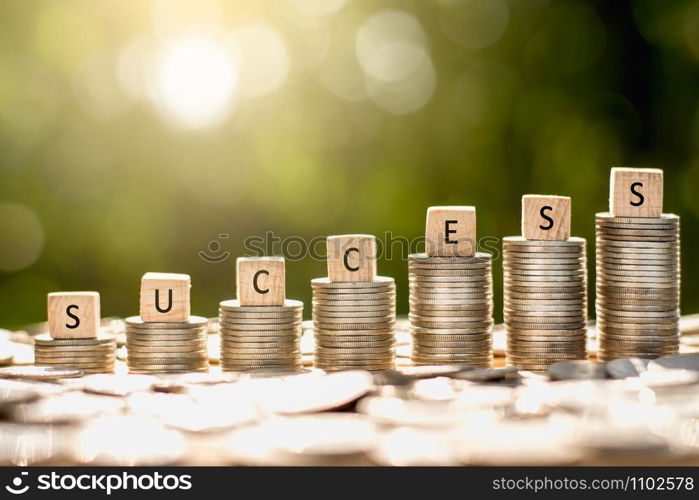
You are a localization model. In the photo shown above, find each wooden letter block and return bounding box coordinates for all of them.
[425,206,476,256]
[237,257,285,306]
[140,272,190,322]
[522,195,571,241]
[47,292,100,339]
[610,167,663,217]
[327,235,377,282]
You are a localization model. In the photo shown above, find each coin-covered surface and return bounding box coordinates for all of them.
[408,253,492,368]
[218,300,304,372]
[125,316,209,374]
[595,213,680,361]
[311,277,396,371]
[503,237,587,371]
[33,332,116,374]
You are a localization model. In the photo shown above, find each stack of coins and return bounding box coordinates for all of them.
[125,316,209,374]
[595,213,680,361]
[503,237,587,371]
[408,252,493,368]
[218,299,303,371]
[312,277,396,371]
[34,332,116,374]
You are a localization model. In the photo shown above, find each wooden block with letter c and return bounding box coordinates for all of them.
[327,235,377,282]
[237,257,285,305]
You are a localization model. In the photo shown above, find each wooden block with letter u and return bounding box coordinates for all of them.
[47,291,100,339]
[237,257,285,305]
[140,272,191,322]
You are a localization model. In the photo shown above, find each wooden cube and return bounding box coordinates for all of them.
[327,235,377,282]
[237,257,285,305]
[425,206,476,256]
[140,272,190,322]
[47,292,100,339]
[522,195,571,241]
[610,167,663,217]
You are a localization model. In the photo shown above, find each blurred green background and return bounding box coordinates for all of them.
[1,0,699,328]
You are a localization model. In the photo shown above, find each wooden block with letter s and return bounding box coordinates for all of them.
[425,206,476,256]
[522,195,571,240]
[327,235,377,282]
[140,272,191,322]
[47,291,100,339]
[610,167,663,217]
[237,257,285,305]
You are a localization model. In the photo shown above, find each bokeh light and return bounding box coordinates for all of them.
[151,32,239,129]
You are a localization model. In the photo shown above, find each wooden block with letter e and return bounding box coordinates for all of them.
[47,292,100,339]
[327,234,377,282]
[425,206,476,256]
[140,272,191,322]
[522,195,571,240]
[610,167,663,217]
[237,257,285,305]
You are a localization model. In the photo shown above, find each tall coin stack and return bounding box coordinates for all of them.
[504,196,588,371]
[408,253,493,368]
[220,258,303,372]
[596,168,680,361]
[39,292,116,374]
[127,273,209,374]
[409,207,492,367]
[313,235,396,371]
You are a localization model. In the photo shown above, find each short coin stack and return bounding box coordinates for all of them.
[34,333,116,374]
[125,316,209,374]
[312,277,396,371]
[408,252,493,368]
[503,237,588,371]
[218,299,303,371]
[595,213,680,360]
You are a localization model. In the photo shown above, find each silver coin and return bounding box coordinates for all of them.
[313,321,395,330]
[217,316,303,326]
[312,276,394,287]
[33,344,116,352]
[217,310,302,320]
[506,321,587,331]
[503,236,585,246]
[219,299,304,312]
[312,310,394,319]
[34,332,116,345]
[125,316,208,328]
[126,333,207,342]
[316,339,395,348]
[410,326,492,335]
[409,275,491,284]
[125,344,208,353]
[408,252,492,262]
[504,251,584,259]
[596,212,679,222]
[316,332,394,341]
[312,303,394,311]
[504,303,585,312]
[409,268,491,277]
